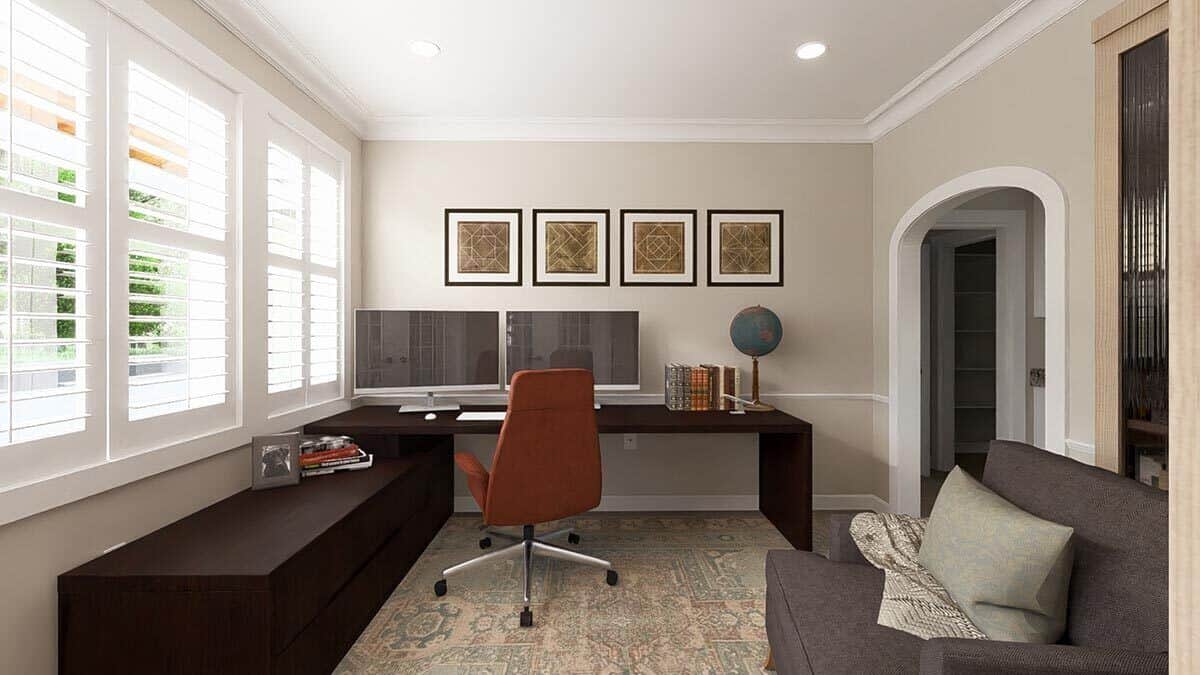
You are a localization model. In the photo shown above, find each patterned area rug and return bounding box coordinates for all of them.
[335,512,834,674]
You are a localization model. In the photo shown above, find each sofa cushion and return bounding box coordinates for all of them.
[920,467,1075,643]
[983,441,1168,651]
[765,550,920,675]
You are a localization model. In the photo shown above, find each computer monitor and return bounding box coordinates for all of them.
[505,310,639,390]
[354,310,500,395]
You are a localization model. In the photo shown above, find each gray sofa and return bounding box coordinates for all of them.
[765,440,1168,674]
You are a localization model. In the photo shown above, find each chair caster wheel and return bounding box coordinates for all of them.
[567,532,580,544]
[479,537,492,549]
[519,609,533,627]
[606,570,619,586]
[433,579,447,597]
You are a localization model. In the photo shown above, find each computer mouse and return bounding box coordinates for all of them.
[424,412,437,421]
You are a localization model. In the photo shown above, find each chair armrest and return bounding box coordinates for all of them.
[453,452,490,511]
[827,513,869,564]
[920,638,1168,675]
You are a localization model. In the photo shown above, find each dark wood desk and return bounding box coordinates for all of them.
[306,404,813,550]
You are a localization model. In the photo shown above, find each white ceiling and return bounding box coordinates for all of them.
[201,0,1081,140]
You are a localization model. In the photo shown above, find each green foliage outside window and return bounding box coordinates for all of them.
[128,253,167,357]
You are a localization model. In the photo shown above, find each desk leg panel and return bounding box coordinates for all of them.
[758,432,812,550]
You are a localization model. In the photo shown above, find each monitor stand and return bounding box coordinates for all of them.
[397,392,461,415]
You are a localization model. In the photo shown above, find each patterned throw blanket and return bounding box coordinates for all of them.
[849,512,988,641]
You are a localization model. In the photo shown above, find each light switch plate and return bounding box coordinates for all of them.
[622,434,637,450]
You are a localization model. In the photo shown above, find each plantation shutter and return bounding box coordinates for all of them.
[266,120,341,413]
[0,0,106,486]
[109,21,237,454]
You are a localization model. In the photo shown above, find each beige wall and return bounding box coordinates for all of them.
[362,141,881,500]
[872,0,1121,503]
[0,2,363,673]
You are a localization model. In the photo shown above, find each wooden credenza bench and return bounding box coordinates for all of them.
[58,440,452,675]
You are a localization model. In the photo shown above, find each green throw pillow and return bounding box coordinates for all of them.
[919,467,1075,643]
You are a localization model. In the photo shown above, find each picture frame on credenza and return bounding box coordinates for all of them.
[252,433,301,490]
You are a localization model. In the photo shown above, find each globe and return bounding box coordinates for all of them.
[729,306,782,358]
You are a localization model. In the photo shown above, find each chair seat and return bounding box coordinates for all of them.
[765,550,921,675]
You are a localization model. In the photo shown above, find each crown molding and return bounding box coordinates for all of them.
[193,0,1086,144]
[364,116,872,143]
[193,0,370,137]
[864,0,1087,140]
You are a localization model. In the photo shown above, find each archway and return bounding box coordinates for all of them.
[888,167,1068,515]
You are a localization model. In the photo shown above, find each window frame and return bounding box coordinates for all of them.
[108,24,241,456]
[0,0,353,527]
[0,0,109,488]
[266,118,344,416]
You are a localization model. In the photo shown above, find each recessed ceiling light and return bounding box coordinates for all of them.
[410,40,441,58]
[795,42,827,60]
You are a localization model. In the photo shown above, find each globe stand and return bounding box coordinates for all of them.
[745,356,775,412]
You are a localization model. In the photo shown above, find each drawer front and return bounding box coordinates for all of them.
[273,462,453,675]
[60,589,270,675]
[271,450,436,651]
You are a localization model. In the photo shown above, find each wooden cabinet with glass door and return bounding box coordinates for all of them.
[1094,0,1170,488]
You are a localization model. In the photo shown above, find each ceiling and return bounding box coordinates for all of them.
[202,0,1078,140]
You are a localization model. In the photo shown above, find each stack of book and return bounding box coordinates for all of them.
[664,364,741,411]
[299,435,374,477]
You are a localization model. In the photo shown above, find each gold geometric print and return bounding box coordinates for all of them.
[719,222,772,275]
[632,222,685,274]
[457,221,510,274]
[545,221,597,273]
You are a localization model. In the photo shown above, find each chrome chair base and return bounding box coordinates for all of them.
[433,524,618,627]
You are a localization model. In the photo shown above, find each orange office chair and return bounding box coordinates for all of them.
[432,368,617,627]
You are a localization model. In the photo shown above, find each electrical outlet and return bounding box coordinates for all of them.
[622,434,638,450]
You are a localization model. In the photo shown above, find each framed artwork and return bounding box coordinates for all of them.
[251,433,301,490]
[706,210,784,286]
[619,209,697,286]
[445,209,523,286]
[532,209,610,286]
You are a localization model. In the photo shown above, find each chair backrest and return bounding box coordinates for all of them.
[983,440,1167,652]
[484,368,601,526]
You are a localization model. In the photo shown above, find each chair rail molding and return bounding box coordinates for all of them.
[356,391,887,406]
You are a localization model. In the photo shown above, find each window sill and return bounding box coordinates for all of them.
[0,397,352,528]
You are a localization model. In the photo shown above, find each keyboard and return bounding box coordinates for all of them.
[456,411,507,422]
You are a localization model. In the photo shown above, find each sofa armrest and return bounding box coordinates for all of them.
[827,513,869,564]
[920,638,1168,675]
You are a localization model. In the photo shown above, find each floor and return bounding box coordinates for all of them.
[335,511,846,674]
[920,452,988,517]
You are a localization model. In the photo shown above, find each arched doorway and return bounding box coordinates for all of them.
[888,167,1068,515]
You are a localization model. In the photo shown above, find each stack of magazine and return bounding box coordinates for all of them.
[299,435,374,477]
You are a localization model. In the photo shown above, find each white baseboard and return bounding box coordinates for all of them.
[1064,439,1096,466]
[453,493,890,513]
[811,493,891,512]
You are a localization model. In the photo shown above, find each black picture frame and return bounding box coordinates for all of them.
[706,209,785,287]
[444,208,523,287]
[619,209,698,287]
[532,209,611,286]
